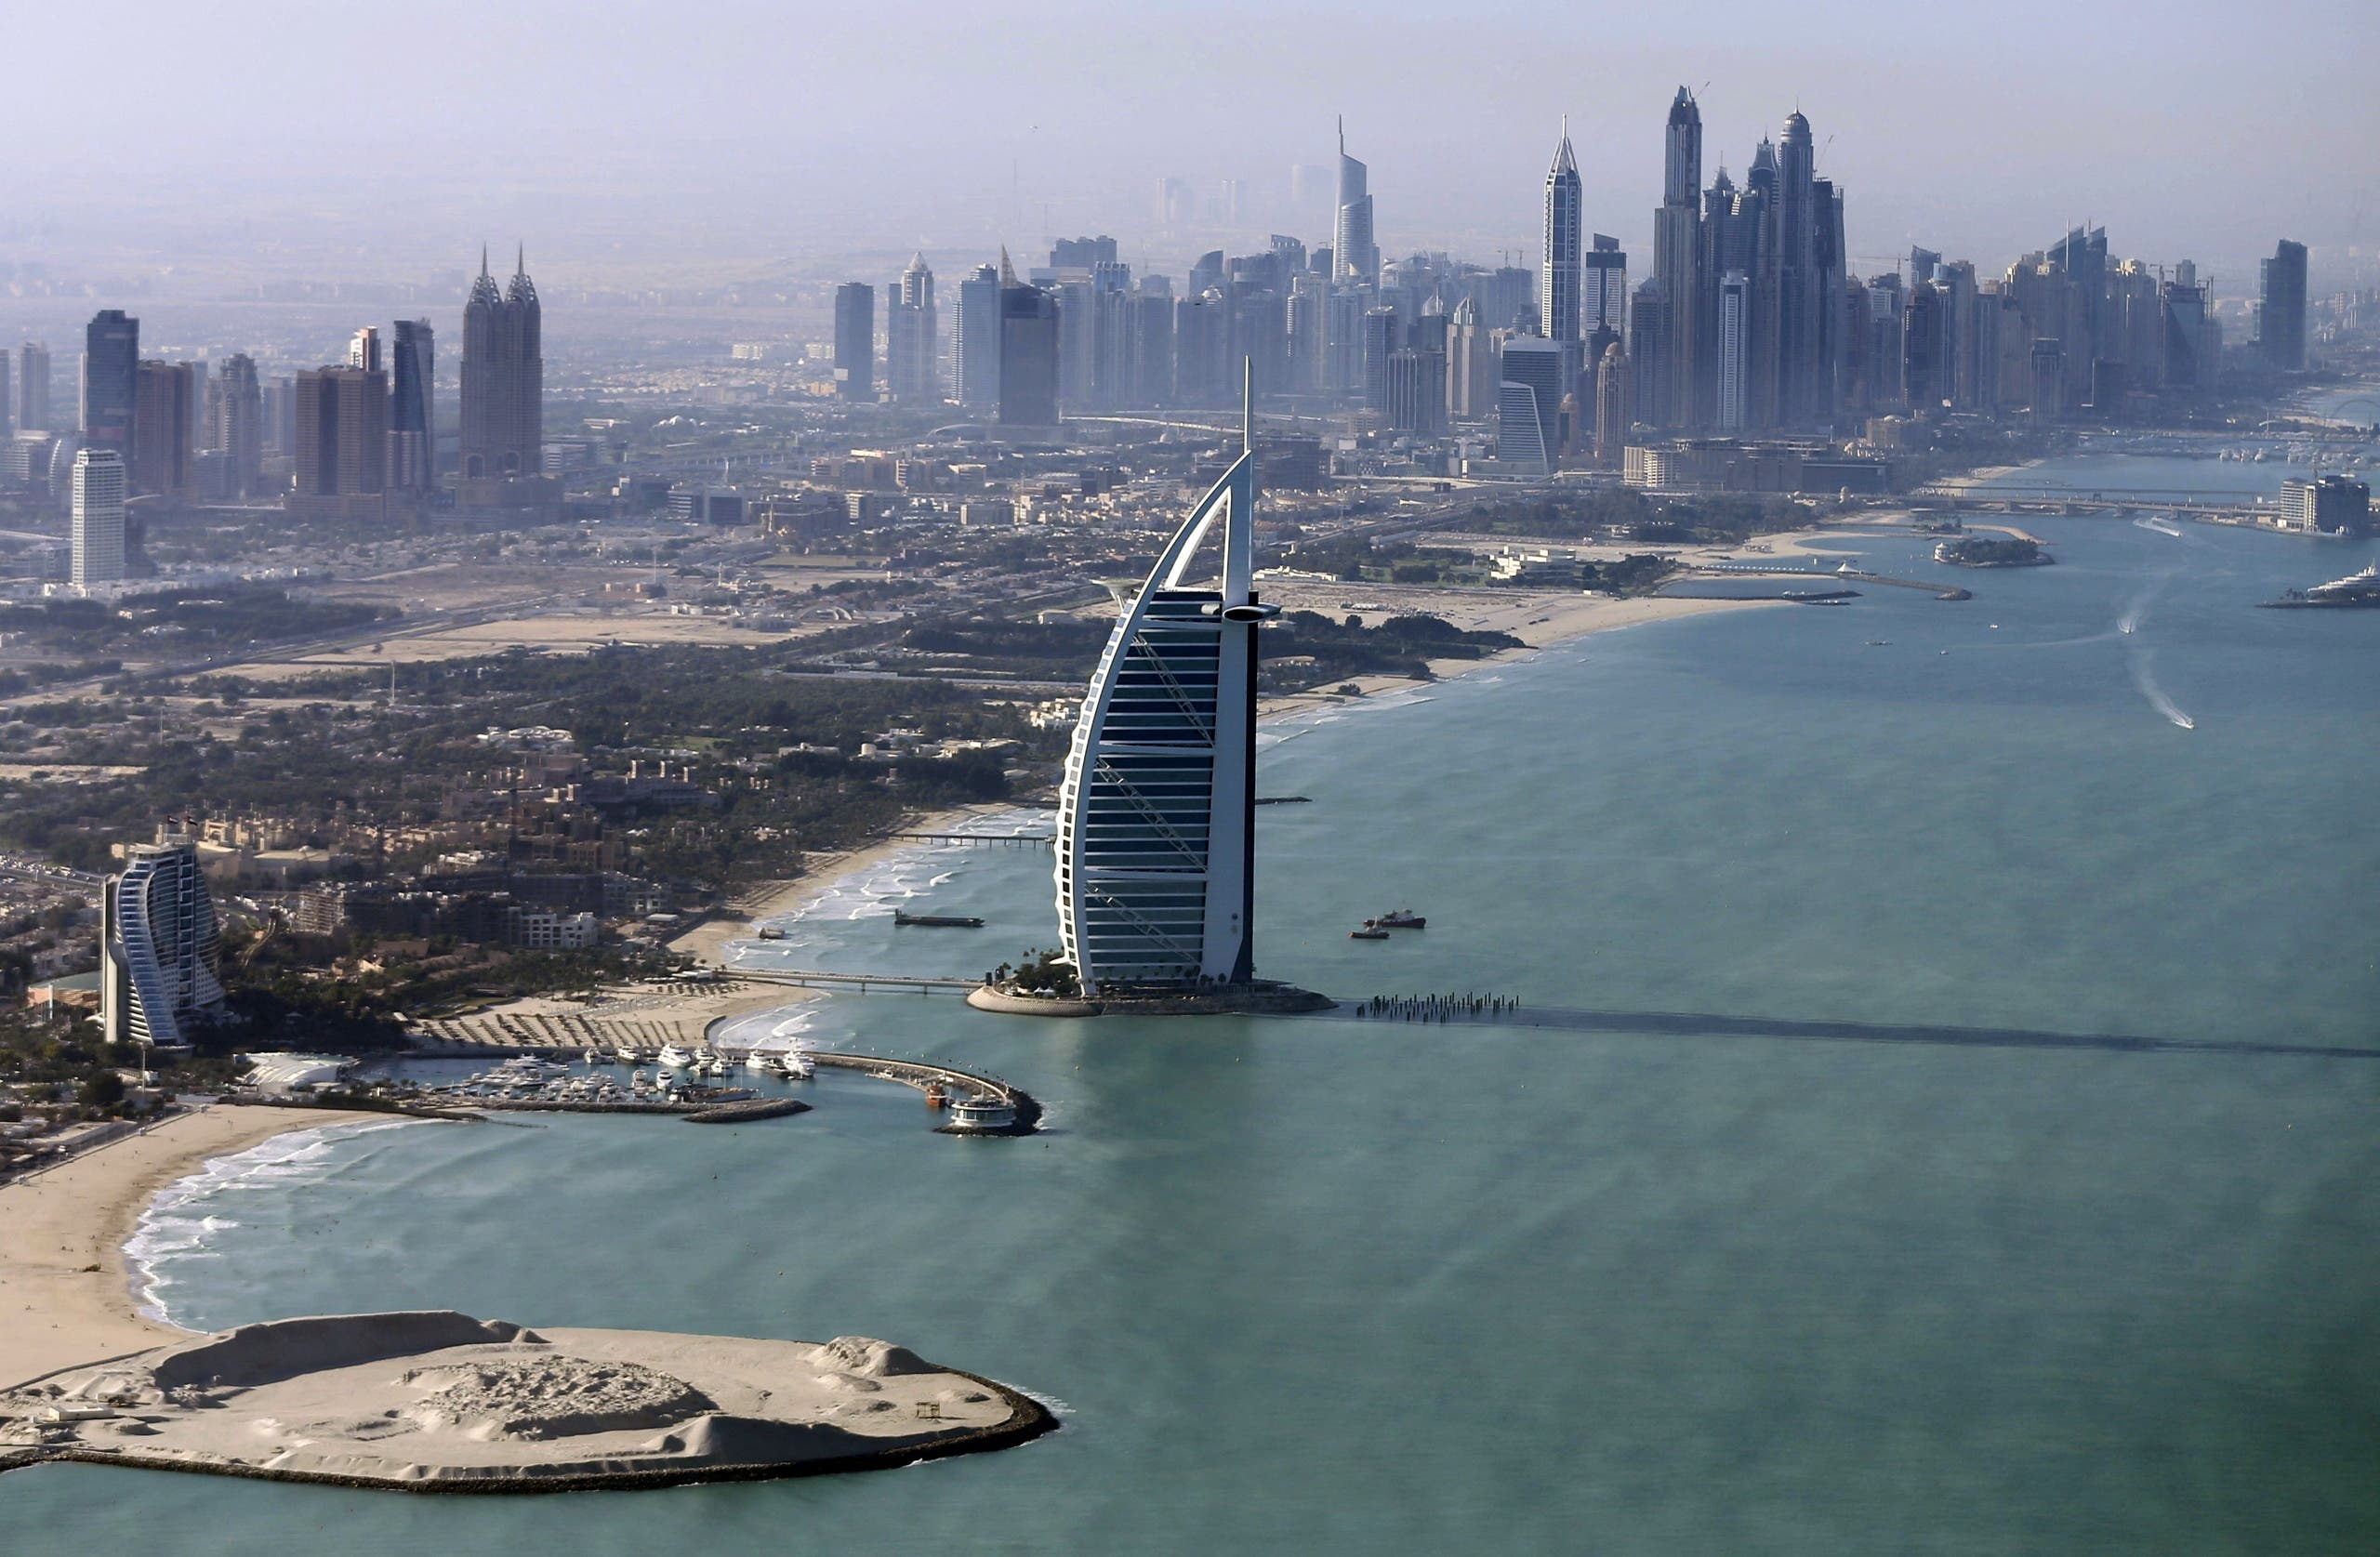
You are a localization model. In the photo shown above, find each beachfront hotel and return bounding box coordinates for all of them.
[1053,376,1274,994]
[100,833,226,1051]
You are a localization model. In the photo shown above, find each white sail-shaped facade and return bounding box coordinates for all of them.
[1055,394,1272,994]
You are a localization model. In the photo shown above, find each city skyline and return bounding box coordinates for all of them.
[0,0,2372,292]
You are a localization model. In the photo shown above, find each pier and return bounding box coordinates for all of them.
[878,831,1052,848]
[805,1051,1039,1135]
[1686,561,1971,600]
[731,969,978,997]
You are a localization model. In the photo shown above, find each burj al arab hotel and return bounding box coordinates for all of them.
[1053,380,1276,995]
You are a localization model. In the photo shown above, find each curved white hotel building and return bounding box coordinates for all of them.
[1054,389,1274,993]
[100,835,225,1049]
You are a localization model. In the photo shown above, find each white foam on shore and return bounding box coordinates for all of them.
[126,1118,416,1328]
[724,807,1044,955]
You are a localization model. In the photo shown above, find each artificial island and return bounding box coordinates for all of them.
[2,1311,1052,1492]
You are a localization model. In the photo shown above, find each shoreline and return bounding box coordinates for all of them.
[0,1103,396,1390]
[668,800,1028,968]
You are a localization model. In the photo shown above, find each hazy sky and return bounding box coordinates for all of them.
[13,0,2378,287]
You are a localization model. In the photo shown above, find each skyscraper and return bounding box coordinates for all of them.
[292,366,389,517]
[389,320,434,491]
[1776,110,1823,427]
[1653,89,1704,428]
[1332,118,1377,284]
[1447,296,1496,419]
[833,282,876,402]
[1593,341,1631,468]
[1053,381,1271,992]
[71,446,127,588]
[459,248,542,480]
[1715,271,1751,431]
[131,361,196,496]
[348,325,381,373]
[2259,239,2308,371]
[887,255,938,405]
[18,344,50,432]
[81,310,139,453]
[100,833,224,1050]
[1540,124,1583,356]
[207,353,264,498]
[954,263,1002,409]
[0,350,10,437]
[998,253,1061,428]
[1583,235,1629,343]
[1498,336,1563,474]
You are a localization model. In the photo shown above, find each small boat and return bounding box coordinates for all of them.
[756,926,786,941]
[1350,924,1390,941]
[894,911,985,929]
[584,1049,605,1065]
[1375,909,1426,930]
[924,1081,949,1110]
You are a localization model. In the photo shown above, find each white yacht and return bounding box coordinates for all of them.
[656,1043,694,1071]
[783,1051,815,1082]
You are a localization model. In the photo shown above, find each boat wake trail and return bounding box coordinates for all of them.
[2117,566,2179,637]
[2126,643,2194,729]
[1307,1003,2380,1061]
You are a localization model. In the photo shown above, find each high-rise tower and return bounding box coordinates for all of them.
[459,247,542,480]
[834,282,876,402]
[2259,239,2308,371]
[81,310,139,452]
[71,446,127,588]
[1653,88,1703,428]
[887,255,938,405]
[18,343,50,432]
[390,320,435,490]
[1540,124,1583,357]
[1333,119,1377,284]
[955,263,1002,409]
[207,353,263,497]
[1054,371,1274,993]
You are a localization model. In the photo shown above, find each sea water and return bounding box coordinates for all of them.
[5,514,2376,1554]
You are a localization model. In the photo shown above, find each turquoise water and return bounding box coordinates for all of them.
[6,516,2378,1553]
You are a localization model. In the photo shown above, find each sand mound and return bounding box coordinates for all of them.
[152,1313,534,1391]
[805,1337,934,1378]
[403,1357,714,1442]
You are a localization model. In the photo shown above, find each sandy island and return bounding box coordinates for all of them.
[0,1104,392,1390]
[1,1313,1051,1492]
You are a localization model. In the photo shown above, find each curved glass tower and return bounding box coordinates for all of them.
[101,836,225,1049]
[1055,377,1272,993]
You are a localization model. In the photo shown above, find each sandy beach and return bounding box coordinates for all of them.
[668,801,1032,968]
[1255,582,1785,720]
[0,1103,392,1390]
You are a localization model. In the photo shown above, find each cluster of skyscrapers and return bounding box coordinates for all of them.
[826,98,2313,474]
[28,249,547,588]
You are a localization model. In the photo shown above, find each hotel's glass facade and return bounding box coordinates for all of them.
[1055,423,1264,993]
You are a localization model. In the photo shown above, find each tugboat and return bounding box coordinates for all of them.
[893,910,985,928]
[1349,921,1391,941]
[924,1081,949,1110]
[1375,909,1426,930]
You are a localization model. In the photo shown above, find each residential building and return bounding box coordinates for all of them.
[2259,239,2308,371]
[131,360,197,496]
[954,263,1002,409]
[71,447,127,587]
[887,255,938,405]
[834,282,876,402]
